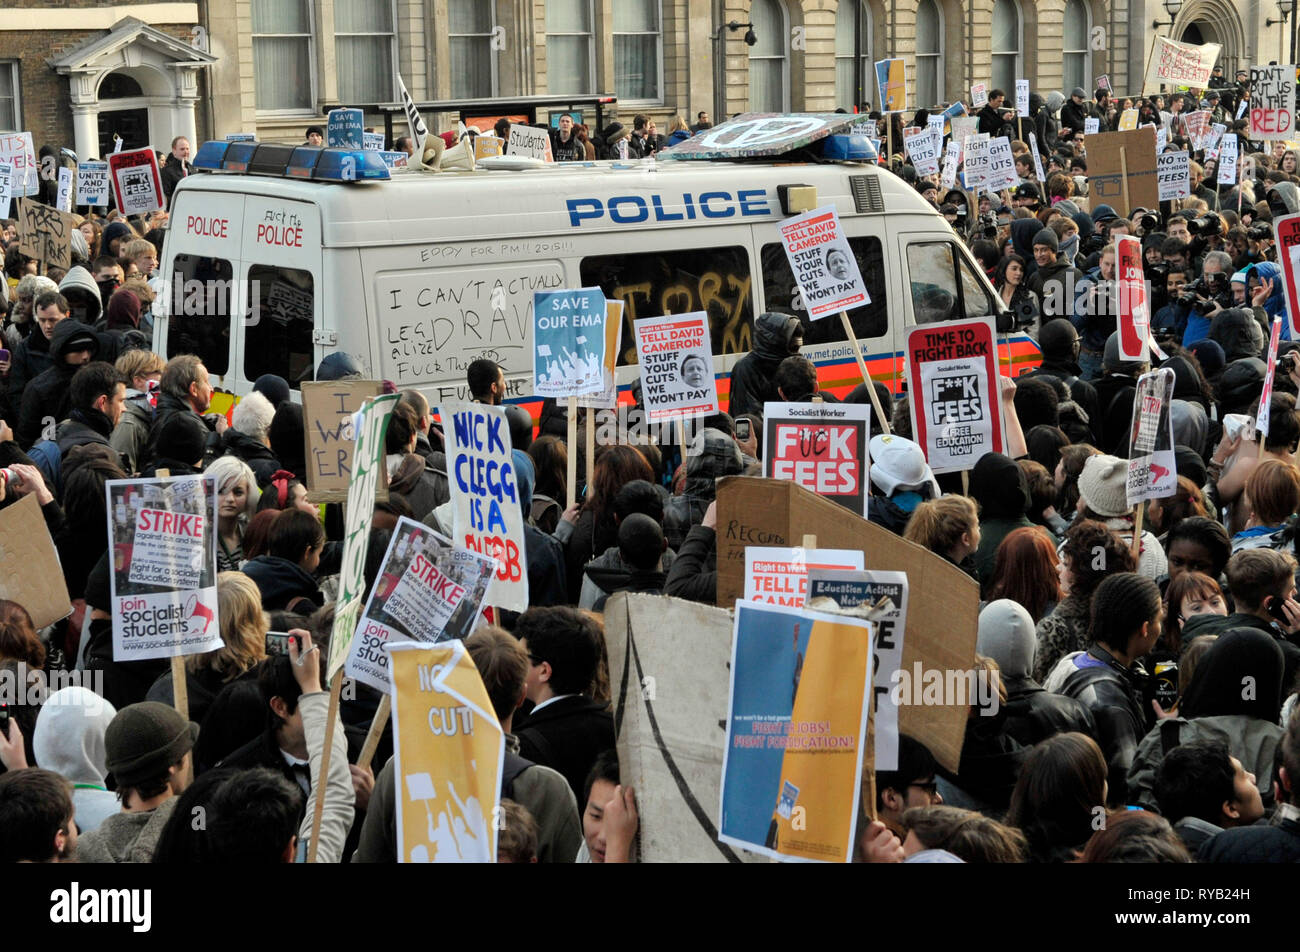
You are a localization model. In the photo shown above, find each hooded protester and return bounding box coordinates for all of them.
[268,401,307,481]
[58,265,103,326]
[978,600,1096,747]
[728,312,804,418]
[1209,308,1266,362]
[1127,628,1285,813]
[1090,333,1146,456]
[1023,319,1100,443]
[31,687,119,834]
[1028,92,1054,156]
[252,374,292,409]
[103,287,142,333]
[1010,219,1043,276]
[1170,400,1209,458]
[240,510,325,613]
[141,413,206,477]
[867,433,942,534]
[969,452,1042,587]
[17,319,102,448]
[580,480,677,610]
[1246,261,1289,339]
[662,427,743,551]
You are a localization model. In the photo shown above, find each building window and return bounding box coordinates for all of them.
[835,1,872,110]
[252,0,315,112]
[1063,0,1091,94]
[449,0,495,99]
[915,0,943,108]
[335,0,396,103]
[0,62,17,130]
[748,0,789,112]
[613,0,661,102]
[991,0,1021,94]
[547,0,595,95]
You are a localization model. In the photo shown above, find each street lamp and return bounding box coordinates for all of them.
[1266,0,1294,28]
[727,19,758,46]
[1152,0,1184,33]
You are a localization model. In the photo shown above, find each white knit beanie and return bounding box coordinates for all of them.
[1077,454,1130,518]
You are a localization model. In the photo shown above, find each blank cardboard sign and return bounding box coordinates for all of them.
[0,494,71,629]
[605,592,764,863]
[715,476,978,772]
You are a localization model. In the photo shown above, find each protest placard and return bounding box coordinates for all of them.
[17,198,76,271]
[926,114,945,154]
[1157,150,1191,201]
[345,517,496,693]
[108,148,164,216]
[634,312,718,422]
[962,134,989,190]
[326,392,398,679]
[1250,65,1297,141]
[0,164,11,212]
[805,569,908,771]
[777,206,870,320]
[1117,235,1151,362]
[719,600,873,863]
[1274,212,1300,341]
[446,402,529,613]
[605,593,764,863]
[715,476,978,771]
[473,135,503,160]
[1084,117,1100,135]
[378,150,409,169]
[950,116,977,151]
[508,123,554,161]
[300,379,384,504]
[984,136,1019,191]
[1184,110,1211,149]
[327,108,364,149]
[1015,79,1030,117]
[1206,122,1227,152]
[0,494,70,629]
[939,140,961,190]
[903,126,940,176]
[1086,128,1159,216]
[1028,133,1046,182]
[851,119,877,139]
[1126,368,1177,506]
[1118,108,1139,131]
[763,402,871,516]
[363,131,384,152]
[388,640,503,863]
[532,287,606,398]
[76,161,109,206]
[1097,74,1111,92]
[1218,134,1239,185]
[971,83,989,109]
[398,73,430,168]
[56,167,72,213]
[1144,37,1221,92]
[105,475,223,663]
[1257,318,1284,439]
[904,317,1003,474]
[744,546,865,606]
[875,59,906,112]
[264,279,314,326]
[576,300,624,410]
[0,132,37,196]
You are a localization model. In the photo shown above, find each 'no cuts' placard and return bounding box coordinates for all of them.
[633,312,719,422]
[904,317,1003,474]
[763,402,871,517]
[777,206,869,320]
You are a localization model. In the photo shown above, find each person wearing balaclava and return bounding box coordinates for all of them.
[968,451,1045,588]
[1092,332,1148,456]
[728,312,803,419]
[1126,628,1284,814]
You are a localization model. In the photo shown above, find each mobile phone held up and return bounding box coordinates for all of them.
[735,418,752,442]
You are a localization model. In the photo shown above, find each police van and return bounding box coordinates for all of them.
[159,114,1040,411]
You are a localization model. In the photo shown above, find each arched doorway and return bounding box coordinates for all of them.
[96,71,152,157]
[1173,1,1244,74]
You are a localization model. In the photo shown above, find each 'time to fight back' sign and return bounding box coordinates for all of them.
[904,317,1003,474]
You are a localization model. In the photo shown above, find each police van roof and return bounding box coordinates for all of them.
[174,157,936,247]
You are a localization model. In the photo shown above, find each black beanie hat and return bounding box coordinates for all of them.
[156,414,207,466]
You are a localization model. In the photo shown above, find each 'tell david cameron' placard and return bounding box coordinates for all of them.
[905,317,1003,474]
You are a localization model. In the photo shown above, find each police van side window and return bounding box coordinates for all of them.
[759,237,888,345]
[581,246,754,364]
[907,242,961,324]
[958,254,996,318]
[245,265,314,389]
[167,254,233,374]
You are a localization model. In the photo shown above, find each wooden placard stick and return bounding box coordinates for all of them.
[839,311,891,435]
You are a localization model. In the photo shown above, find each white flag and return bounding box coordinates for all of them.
[398,74,429,168]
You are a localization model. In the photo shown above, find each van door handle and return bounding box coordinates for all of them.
[312,329,337,345]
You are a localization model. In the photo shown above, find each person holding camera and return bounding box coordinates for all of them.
[995,254,1041,337]
[1072,242,1119,380]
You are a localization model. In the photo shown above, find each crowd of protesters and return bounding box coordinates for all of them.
[5,63,1300,865]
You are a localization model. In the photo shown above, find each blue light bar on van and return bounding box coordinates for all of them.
[821,134,877,163]
[190,140,390,182]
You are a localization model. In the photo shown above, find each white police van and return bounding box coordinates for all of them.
[159,114,1037,410]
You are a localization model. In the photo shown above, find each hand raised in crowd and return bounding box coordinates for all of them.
[859,819,904,863]
[1212,428,1244,465]
[350,764,375,813]
[1251,276,1275,309]
[0,718,27,772]
[0,419,12,444]
[737,426,758,460]
[998,374,1016,404]
[603,784,639,863]
[702,499,718,530]
[560,502,581,526]
[287,629,322,694]
[6,463,53,506]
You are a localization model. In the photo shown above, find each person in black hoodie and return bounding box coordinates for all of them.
[513,606,615,803]
[591,514,667,611]
[728,312,803,418]
[1022,319,1100,442]
[16,318,100,448]
[47,362,126,470]
[661,427,742,552]
[140,413,206,478]
[241,509,325,613]
[1091,332,1148,456]
[143,354,224,473]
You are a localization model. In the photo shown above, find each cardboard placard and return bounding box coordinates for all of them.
[777,205,870,319]
[473,135,504,160]
[762,401,872,516]
[1118,108,1139,131]
[108,148,164,216]
[17,198,76,270]
[714,476,978,772]
[532,287,607,397]
[1144,37,1221,92]
[633,311,718,421]
[604,593,765,863]
[387,640,503,863]
[507,123,554,162]
[904,317,1004,474]
[0,494,71,629]
[445,402,530,613]
[105,475,223,663]
[300,379,385,504]
[1126,368,1177,505]
[1086,128,1159,217]
[76,161,109,206]
[851,119,878,139]
[743,546,865,606]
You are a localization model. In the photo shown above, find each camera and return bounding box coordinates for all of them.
[1178,272,1230,314]
[1136,212,1159,233]
[1248,223,1274,241]
[976,211,999,239]
[1187,212,1224,236]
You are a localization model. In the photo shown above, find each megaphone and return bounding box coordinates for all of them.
[435,136,476,172]
[418,135,445,170]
